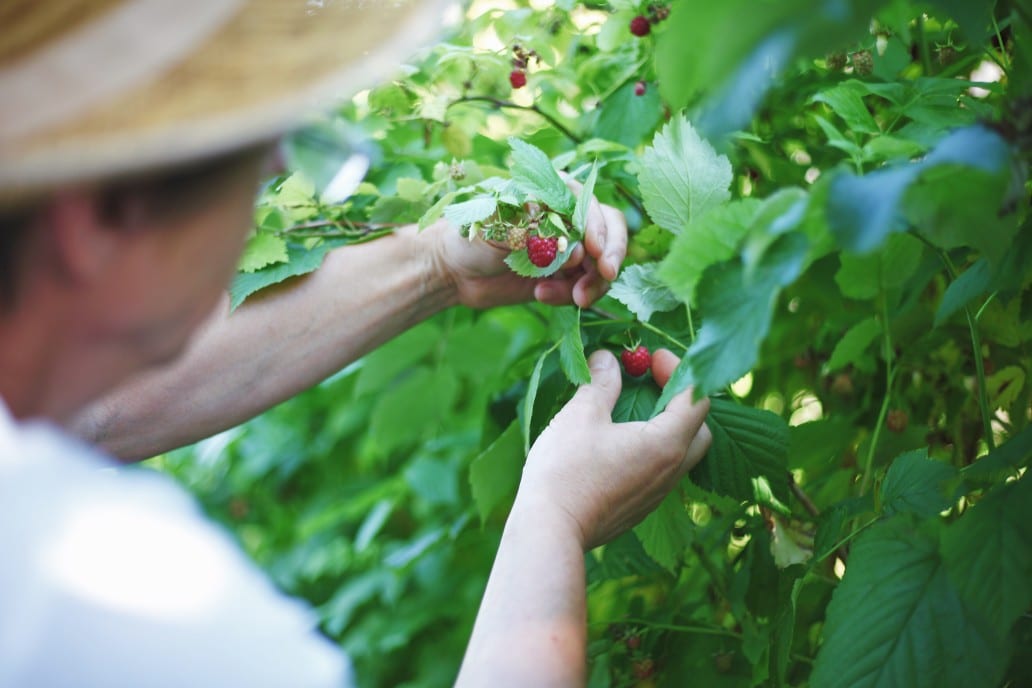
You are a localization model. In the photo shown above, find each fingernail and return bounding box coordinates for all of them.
[598,232,606,251]
[589,350,615,370]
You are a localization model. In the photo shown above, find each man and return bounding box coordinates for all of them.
[0,2,712,686]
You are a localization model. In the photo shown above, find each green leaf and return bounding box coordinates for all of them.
[419,190,459,231]
[812,85,881,135]
[812,518,1005,688]
[693,399,790,502]
[942,474,1032,636]
[934,258,992,327]
[607,263,681,323]
[962,425,1032,484]
[904,161,1017,266]
[880,449,958,518]
[771,570,805,687]
[368,367,458,455]
[229,240,341,310]
[827,125,1014,254]
[826,317,881,373]
[987,365,1026,411]
[633,490,694,572]
[638,114,733,235]
[523,343,558,456]
[657,199,760,306]
[654,0,884,118]
[688,233,808,395]
[443,195,497,228]
[595,79,664,148]
[926,0,993,42]
[274,171,317,207]
[650,353,696,418]
[572,160,599,236]
[834,233,924,300]
[612,379,661,423]
[238,232,289,273]
[555,308,591,386]
[508,137,576,214]
[469,421,525,523]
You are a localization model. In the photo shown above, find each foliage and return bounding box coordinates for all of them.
[160,1,1032,686]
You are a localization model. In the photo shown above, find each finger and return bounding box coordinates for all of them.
[570,350,623,416]
[599,205,628,282]
[560,243,586,271]
[583,195,607,261]
[534,279,574,305]
[674,422,713,478]
[572,261,610,308]
[647,386,710,450]
[651,348,681,387]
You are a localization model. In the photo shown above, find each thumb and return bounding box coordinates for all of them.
[571,350,623,416]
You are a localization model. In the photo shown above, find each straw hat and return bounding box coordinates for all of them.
[0,0,451,199]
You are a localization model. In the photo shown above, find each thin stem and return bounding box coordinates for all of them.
[788,473,821,518]
[580,319,626,329]
[586,307,689,352]
[691,542,728,600]
[939,253,996,450]
[449,96,583,145]
[612,618,815,666]
[859,288,895,497]
[639,320,689,352]
[974,291,998,322]
[992,12,1011,70]
[614,618,740,640]
[917,14,933,75]
[814,518,879,565]
[686,305,696,343]
[447,95,647,217]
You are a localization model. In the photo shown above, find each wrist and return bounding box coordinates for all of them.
[508,489,589,552]
[396,221,461,311]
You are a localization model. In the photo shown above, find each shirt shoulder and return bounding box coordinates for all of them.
[0,418,352,688]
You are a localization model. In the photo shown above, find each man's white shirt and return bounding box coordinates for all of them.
[0,400,352,687]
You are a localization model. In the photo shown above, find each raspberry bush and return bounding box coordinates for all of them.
[162,1,1032,686]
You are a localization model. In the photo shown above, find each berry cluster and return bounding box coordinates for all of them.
[509,43,538,90]
[850,50,874,76]
[629,3,671,37]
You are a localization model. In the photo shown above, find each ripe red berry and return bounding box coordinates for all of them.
[625,634,642,651]
[526,235,558,267]
[621,345,651,377]
[630,15,651,37]
[634,80,647,96]
[509,69,527,89]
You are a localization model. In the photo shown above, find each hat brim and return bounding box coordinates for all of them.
[0,0,453,195]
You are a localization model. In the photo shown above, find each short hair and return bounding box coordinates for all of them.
[0,144,269,307]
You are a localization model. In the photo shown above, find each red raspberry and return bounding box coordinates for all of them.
[621,345,651,377]
[526,235,558,267]
[634,80,647,96]
[625,634,642,650]
[630,15,651,37]
[509,69,527,89]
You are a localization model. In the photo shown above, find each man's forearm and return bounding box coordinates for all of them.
[71,225,457,460]
[456,495,588,688]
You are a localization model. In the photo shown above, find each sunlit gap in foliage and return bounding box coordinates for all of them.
[789,391,823,426]
[730,372,753,398]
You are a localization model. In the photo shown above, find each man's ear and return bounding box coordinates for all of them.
[41,190,138,285]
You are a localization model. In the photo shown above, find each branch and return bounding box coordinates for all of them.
[448,96,648,217]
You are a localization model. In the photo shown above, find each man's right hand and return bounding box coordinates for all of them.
[516,348,712,551]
